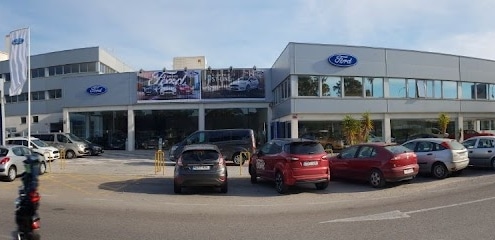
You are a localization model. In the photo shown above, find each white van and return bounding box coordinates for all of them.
[6,137,61,161]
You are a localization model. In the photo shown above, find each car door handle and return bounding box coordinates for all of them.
[427,153,433,156]
[469,151,473,153]
[488,150,493,153]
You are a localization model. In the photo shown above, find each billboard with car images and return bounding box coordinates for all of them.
[202,68,265,99]
[137,70,201,101]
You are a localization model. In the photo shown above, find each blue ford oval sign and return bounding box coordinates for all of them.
[11,38,24,45]
[328,54,358,67]
[86,85,108,95]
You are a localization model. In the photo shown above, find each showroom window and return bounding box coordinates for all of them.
[343,77,363,97]
[442,81,457,99]
[298,76,319,96]
[476,83,488,100]
[364,77,383,98]
[389,78,406,98]
[490,84,495,100]
[425,80,442,99]
[407,79,416,98]
[461,82,475,99]
[322,76,341,97]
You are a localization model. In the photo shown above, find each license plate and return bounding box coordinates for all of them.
[192,165,210,170]
[404,168,414,174]
[303,161,318,167]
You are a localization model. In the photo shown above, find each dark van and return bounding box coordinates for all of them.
[169,129,256,165]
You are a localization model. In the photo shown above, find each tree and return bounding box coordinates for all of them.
[438,113,450,135]
[360,112,374,142]
[342,115,361,145]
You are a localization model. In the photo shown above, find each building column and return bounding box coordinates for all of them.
[383,114,392,143]
[266,107,272,140]
[457,114,464,141]
[127,108,135,151]
[290,117,298,139]
[198,104,205,131]
[63,108,70,133]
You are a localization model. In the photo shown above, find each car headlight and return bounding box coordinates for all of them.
[79,144,85,149]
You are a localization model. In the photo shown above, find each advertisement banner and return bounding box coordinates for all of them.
[137,70,201,101]
[202,68,265,99]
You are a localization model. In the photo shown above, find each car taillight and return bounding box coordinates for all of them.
[32,219,40,230]
[440,142,451,149]
[177,157,183,167]
[0,157,9,164]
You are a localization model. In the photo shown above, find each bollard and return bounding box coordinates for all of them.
[59,148,66,170]
[154,150,165,175]
[44,151,52,173]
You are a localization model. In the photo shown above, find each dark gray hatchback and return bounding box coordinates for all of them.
[173,144,228,194]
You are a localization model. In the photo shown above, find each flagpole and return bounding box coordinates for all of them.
[27,27,31,140]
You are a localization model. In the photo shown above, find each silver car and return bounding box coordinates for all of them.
[0,145,47,182]
[461,136,495,169]
[402,138,469,179]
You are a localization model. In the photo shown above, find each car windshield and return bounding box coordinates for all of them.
[67,133,83,141]
[385,145,413,154]
[32,139,50,147]
[288,142,325,154]
[181,150,219,162]
[164,84,175,87]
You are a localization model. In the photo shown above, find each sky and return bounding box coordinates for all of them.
[1,0,495,71]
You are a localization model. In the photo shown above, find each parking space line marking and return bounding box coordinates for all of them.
[42,174,96,195]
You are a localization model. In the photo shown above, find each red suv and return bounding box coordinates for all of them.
[249,138,330,194]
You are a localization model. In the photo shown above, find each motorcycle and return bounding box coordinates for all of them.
[15,155,41,240]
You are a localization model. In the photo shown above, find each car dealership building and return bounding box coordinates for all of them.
[2,42,495,150]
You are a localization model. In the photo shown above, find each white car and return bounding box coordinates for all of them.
[6,137,60,161]
[229,76,259,91]
[160,83,177,96]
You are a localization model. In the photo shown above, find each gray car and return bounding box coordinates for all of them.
[0,145,47,182]
[173,144,228,194]
[402,138,469,179]
[461,136,495,169]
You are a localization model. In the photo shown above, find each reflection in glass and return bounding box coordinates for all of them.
[343,77,363,97]
[461,82,475,99]
[476,83,488,100]
[443,81,457,99]
[389,78,406,98]
[433,80,442,98]
[364,77,384,98]
[298,76,319,96]
[407,79,416,98]
[322,77,341,97]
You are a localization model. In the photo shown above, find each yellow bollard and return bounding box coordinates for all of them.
[59,148,66,170]
[154,150,165,175]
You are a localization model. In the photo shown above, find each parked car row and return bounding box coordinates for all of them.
[0,145,48,182]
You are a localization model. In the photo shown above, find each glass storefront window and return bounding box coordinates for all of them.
[443,81,457,99]
[461,82,475,99]
[476,83,488,100]
[490,84,495,100]
[391,119,455,144]
[389,78,406,98]
[298,76,319,96]
[322,76,341,97]
[135,109,199,149]
[364,77,383,98]
[343,77,363,97]
[205,108,267,145]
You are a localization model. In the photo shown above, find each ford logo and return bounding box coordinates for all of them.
[11,38,24,45]
[86,85,108,95]
[328,54,358,67]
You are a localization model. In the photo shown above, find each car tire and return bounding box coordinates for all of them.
[65,150,76,159]
[315,181,329,190]
[7,166,17,182]
[173,182,182,194]
[39,162,46,175]
[220,181,228,193]
[275,171,288,194]
[432,163,448,179]
[369,169,386,188]
[232,153,244,165]
[249,165,258,184]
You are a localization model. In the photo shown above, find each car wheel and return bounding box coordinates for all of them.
[65,150,76,159]
[315,181,329,190]
[232,153,244,165]
[220,181,228,193]
[39,162,46,175]
[369,169,386,188]
[6,166,17,182]
[432,163,448,179]
[275,171,288,194]
[173,182,182,194]
[249,165,258,184]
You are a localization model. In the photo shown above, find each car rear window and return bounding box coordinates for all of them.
[181,149,219,161]
[287,142,325,154]
[0,148,8,157]
[385,145,412,154]
[447,140,466,150]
